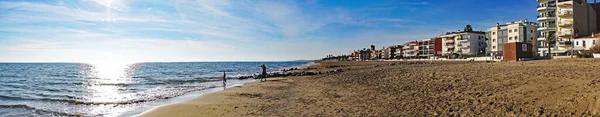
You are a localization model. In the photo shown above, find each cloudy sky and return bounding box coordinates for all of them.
[0,0,538,62]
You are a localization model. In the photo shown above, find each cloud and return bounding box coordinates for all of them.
[0,0,448,62]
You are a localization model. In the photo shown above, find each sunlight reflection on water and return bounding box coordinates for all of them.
[85,62,137,116]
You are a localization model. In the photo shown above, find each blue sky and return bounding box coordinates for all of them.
[0,0,539,62]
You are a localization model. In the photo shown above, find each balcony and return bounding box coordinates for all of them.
[558,41,573,47]
[538,25,556,31]
[461,45,470,49]
[537,14,556,21]
[558,20,573,27]
[537,4,556,12]
[537,37,547,41]
[557,0,573,7]
[558,30,572,37]
[558,10,572,17]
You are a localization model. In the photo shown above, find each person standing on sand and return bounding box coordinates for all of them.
[222,71,227,90]
[260,64,267,82]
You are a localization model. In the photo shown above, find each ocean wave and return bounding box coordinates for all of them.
[0,85,215,106]
[0,104,82,116]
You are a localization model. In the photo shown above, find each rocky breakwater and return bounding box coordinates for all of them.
[236,65,344,80]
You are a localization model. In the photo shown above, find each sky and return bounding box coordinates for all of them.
[0,0,540,62]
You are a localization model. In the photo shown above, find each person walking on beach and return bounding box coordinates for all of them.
[222,71,227,90]
[260,64,267,82]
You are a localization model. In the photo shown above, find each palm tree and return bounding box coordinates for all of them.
[544,32,556,58]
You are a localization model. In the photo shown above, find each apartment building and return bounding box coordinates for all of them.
[394,45,404,59]
[417,38,443,58]
[382,45,402,59]
[536,0,599,56]
[439,25,487,55]
[486,20,538,56]
[402,41,419,58]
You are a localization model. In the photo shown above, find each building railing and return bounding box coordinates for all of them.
[537,4,556,8]
[537,14,556,18]
[557,0,570,2]
[558,10,572,16]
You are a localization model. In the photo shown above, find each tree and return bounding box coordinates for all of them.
[464,24,473,32]
[544,32,556,58]
[591,43,600,54]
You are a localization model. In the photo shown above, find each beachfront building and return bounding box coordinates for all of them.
[439,25,487,56]
[350,50,359,60]
[417,38,443,58]
[486,20,538,57]
[536,0,599,56]
[350,48,373,61]
[382,47,391,59]
[369,45,378,60]
[394,45,404,59]
[402,41,419,58]
[573,33,600,51]
[374,49,383,59]
[382,45,402,59]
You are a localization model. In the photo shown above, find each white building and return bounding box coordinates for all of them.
[573,33,600,50]
[439,25,487,55]
[486,20,538,56]
[402,42,419,58]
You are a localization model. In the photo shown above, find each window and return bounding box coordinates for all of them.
[594,40,597,44]
[492,46,496,49]
[514,29,518,32]
[531,30,534,33]
[509,37,512,40]
[515,36,518,40]
[492,32,496,35]
[509,30,512,33]
[493,39,496,42]
[576,41,579,45]
[583,41,586,47]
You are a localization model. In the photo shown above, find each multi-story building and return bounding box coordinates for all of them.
[417,38,443,58]
[394,45,404,59]
[439,25,487,55]
[350,51,360,60]
[382,47,391,59]
[402,41,419,58]
[536,0,599,56]
[418,39,434,58]
[382,45,402,59]
[487,20,538,56]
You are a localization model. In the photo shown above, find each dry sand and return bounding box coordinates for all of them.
[140,59,600,116]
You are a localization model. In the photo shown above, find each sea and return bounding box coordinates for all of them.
[0,61,311,117]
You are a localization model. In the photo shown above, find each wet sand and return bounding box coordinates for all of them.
[140,59,600,116]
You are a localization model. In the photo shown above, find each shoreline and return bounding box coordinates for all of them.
[132,62,316,116]
[125,79,254,117]
[136,77,292,117]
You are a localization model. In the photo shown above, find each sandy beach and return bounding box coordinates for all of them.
[139,59,600,116]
